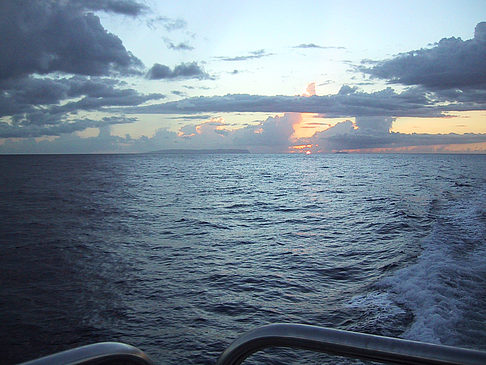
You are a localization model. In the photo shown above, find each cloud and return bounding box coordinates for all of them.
[304,116,486,152]
[304,117,392,151]
[146,111,486,154]
[3,112,486,154]
[146,62,210,80]
[0,116,136,139]
[147,113,301,152]
[2,14,485,154]
[0,76,162,114]
[355,116,394,135]
[72,0,148,16]
[0,0,157,140]
[315,130,486,153]
[136,113,301,152]
[171,90,187,97]
[302,83,316,97]
[126,86,440,118]
[294,43,345,50]
[430,88,486,113]
[0,76,163,138]
[232,113,301,151]
[361,22,486,91]
[218,49,273,62]
[2,76,162,107]
[148,16,187,31]
[0,124,136,154]
[0,1,202,143]
[168,114,213,120]
[164,39,194,51]
[0,1,143,81]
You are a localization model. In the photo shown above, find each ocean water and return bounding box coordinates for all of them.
[0,153,485,364]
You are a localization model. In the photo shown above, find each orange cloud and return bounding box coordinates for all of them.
[301,82,316,97]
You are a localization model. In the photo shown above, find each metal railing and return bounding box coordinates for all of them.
[18,323,486,365]
[19,342,154,365]
[216,323,486,365]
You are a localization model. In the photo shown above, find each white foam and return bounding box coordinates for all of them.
[347,291,401,311]
[346,291,407,334]
[380,186,486,346]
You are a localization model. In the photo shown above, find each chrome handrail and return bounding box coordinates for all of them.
[16,324,486,365]
[216,323,486,365]
[19,342,154,365]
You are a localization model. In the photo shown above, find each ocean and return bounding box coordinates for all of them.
[1,153,485,364]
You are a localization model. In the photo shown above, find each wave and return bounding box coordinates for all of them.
[379,184,486,348]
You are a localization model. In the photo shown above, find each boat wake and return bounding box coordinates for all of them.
[379,184,486,348]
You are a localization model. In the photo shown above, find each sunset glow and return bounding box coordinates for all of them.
[291,113,335,139]
[291,144,314,150]
[392,111,486,135]
[289,144,318,154]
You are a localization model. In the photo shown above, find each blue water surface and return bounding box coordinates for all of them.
[1,153,485,364]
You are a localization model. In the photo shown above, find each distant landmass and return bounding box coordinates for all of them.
[147,148,250,154]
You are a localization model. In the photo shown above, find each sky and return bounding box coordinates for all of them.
[0,0,485,154]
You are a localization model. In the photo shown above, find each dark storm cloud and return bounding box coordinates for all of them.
[0,116,136,139]
[56,91,163,113]
[0,77,68,117]
[0,0,143,81]
[218,49,273,62]
[146,62,210,80]
[72,0,148,16]
[361,22,486,91]
[126,86,439,118]
[0,76,164,138]
[431,88,486,113]
[0,1,167,140]
[0,76,163,117]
